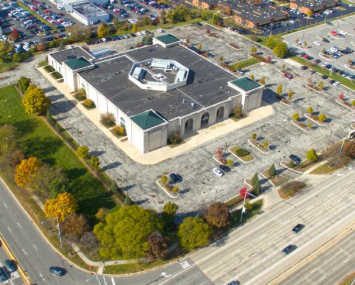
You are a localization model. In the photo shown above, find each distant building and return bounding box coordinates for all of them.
[289,0,337,13]
[48,35,264,154]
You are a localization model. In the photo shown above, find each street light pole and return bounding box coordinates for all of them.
[42,217,62,248]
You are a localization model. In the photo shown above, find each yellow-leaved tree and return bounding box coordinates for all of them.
[15,157,41,189]
[44,193,78,222]
[22,84,51,115]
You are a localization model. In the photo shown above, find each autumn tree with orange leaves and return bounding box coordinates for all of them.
[15,157,41,189]
[44,193,78,222]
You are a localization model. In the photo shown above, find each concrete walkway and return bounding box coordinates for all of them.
[38,66,275,165]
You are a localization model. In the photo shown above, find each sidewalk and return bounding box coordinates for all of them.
[38,66,274,165]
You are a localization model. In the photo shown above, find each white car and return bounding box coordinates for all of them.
[333,81,340,86]
[313,41,321,46]
[2,35,8,40]
[57,5,63,9]
[157,28,164,33]
[212,168,224,177]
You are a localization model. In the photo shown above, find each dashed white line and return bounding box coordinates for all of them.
[111,277,116,285]
[22,249,28,256]
[17,222,22,228]
[33,244,38,251]
[319,275,326,281]
[3,203,8,209]
[7,226,12,233]
[39,273,44,279]
[343,258,349,263]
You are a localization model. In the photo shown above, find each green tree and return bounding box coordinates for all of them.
[18,77,31,93]
[268,163,276,177]
[205,202,230,228]
[13,52,22,63]
[76,146,89,158]
[259,77,266,85]
[273,42,288,58]
[124,195,132,206]
[307,106,313,114]
[67,25,91,42]
[318,81,323,90]
[250,46,257,53]
[251,173,260,195]
[251,133,257,140]
[276,84,283,95]
[351,100,355,106]
[306,148,318,162]
[22,84,51,115]
[234,105,243,118]
[94,205,163,259]
[178,217,212,250]
[197,44,202,50]
[218,55,224,62]
[292,113,299,121]
[163,202,179,216]
[226,158,234,167]
[288,160,294,168]
[10,28,20,41]
[266,36,280,49]
[132,23,137,33]
[90,156,100,170]
[98,22,110,38]
[287,90,294,101]
[48,176,69,199]
[0,42,14,62]
[318,114,326,122]
[95,208,109,222]
[250,74,255,80]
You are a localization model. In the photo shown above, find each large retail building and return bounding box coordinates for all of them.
[47,34,264,153]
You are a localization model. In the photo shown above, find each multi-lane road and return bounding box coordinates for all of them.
[1,165,355,285]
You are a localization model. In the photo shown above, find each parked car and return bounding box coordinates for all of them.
[333,81,340,86]
[284,74,293,79]
[219,165,231,172]
[169,173,182,183]
[282,244,297,255]
[289,154,301,164]
[5,260,16,272]
[301,66,308,70]
[0,267,7,282]
[212,168,224,177]
[326,22,333,26]
[49,266,66,276]
[313,41,321,46]
[226,281,240,285]
[292,224,305,233]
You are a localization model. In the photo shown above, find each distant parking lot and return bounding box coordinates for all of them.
[284,15,355,83]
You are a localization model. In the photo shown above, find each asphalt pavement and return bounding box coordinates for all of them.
[0,245,23,285]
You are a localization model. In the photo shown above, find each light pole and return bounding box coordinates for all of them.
[41,217,62,248]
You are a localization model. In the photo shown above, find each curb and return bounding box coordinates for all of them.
[155,179,178,199]
[228,146,255,164]
[291,120,311,133]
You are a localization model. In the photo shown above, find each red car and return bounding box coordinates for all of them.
[284,74,293,79]
[331,31,337,35]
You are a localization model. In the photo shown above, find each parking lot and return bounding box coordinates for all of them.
[284,15,355,82]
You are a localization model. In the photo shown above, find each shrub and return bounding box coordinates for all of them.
[318,114,326,122]
[292,113,299,121]
[306,148,318,162]
[161,175,168,184]
[76,146,89,158]
[83,99,95,109]
[235,148,250,157]
[288,160,294,168]
[251,133,257,140]
[100,113,116,128]
[112,126,126,137]
[233,105,243,118]
[307,106,313,114]
[172,186,179,193]
[268,163,276,177]
[226,158,233,167]
[168,131,182,145]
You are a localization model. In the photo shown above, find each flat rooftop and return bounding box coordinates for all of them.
[79,44,239,121]
[290,0,336,8]
[50,46,94,64]
[72,1,108,18]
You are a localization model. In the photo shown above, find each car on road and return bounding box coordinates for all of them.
[0,267,7,282]
[226,281,240,285]
[219,165,231,172]
[169,173,182,183]
[212,168,224,177]
[282,244,297,255]
[326,22,333,26]
[289,154,301,164]
[284,74,293,79]
[292,224,305,233]
[4,260,16,272]
[49,266,66,276]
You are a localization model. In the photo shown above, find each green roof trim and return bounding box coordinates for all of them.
[155,34,180,45]
[131,110,165,130]
[230,77,261,92]
[65,57,92,70]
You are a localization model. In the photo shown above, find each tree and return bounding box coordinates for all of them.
[15,157,41,189]
[259,77,265,85]
[79,232,99,253]
[0,42,14,62]
[205,202,230,228]
[90,156,100,170]
[292,113,299,121]
[251,133,257,140]
[266,56,272,63]
[95,208,109,222]
[163,202,179,216]
[288,160,294,168]
[352,100,355,106]
[282,63,286,69]
[266,36,279,49]
[276,84,283,95]
[234,105,243,118]
[307,106,313,114]
[197,44,202,50]
[172,186,179,193]
[287,90,294,101]
[10,28,20,41]
[58,41,64,51]
[250,74,255,80]
[250,46,257,54]
[132,23,137,33]
[67,25,91,42]
[13,52,22,63]
[124,195,132,206]
[269,163,276,177]
[48,176,69,199]
[44,192,78,222]
[218,55,224,62]
[76,146,89,158]
[18,77,31,93]
[318,114,326,122]
[317,81,323,90]
[251,173,260,195]
[216,148,223,162]
[239,186,249,198]
[206,28,211,34]
[145,231,168,261]
[142,35,153,45]
[0,125,17,157]
[161,175,168,184]
[307,122,313,129]
[295,38,299,44]
[178,217,212,250]
[98,22,110,38]
[162,202,178,230]
[61,213,89,242]
[94,205,163,259]
[263,141,269,149]
[186,36,190,44]
[227,158,234,167]
[306,148,318,162]
[273,42,288,58]
[306,10,313,17]
[22,85,51,115]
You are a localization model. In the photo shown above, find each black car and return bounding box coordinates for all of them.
[5,260,16,272]
[326,22,333,26]
[169,173,182,183]
[322,75,328,79]
[301,66,308,70]
[292,224,305,233]
[49,266,66,276]
[130,33,136,37]
[226,281,240,285]
[329,79,335,84]
[282,244,297,255]
[289,154,301,164]
[310,70,316,74]
[322,38,330,43]
[0,267,7,282]
[219,165,231,172]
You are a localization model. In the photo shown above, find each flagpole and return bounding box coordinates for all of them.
[240,193,247,222]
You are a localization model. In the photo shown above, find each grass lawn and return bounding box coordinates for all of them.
[293,159,318,172]
[278,181,306,199]
[104,260,166,274]
[0,85,116,222]
[231,58,260,69]
[229,200,263,227]
[230,145,254,162]
[290,56,355,91]
[261,169,289,187]
[339,272,355,285]
[0,62,19,74]
[37,60,48,67]
[50,71,63,80]
[43,65,55,73]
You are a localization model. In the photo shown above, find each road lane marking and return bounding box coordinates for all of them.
[111,277,116,285]
[22,249,28,256]
[343,257,349,263]
[157,170,355,285]
[319,275,326,281]
[33,244,38,251]
[17,222,22,228]
[7,226,12,233]
[335,249,343,256]
[96,276,102,285]
[3,203,8,209]
[39,273,44,280]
